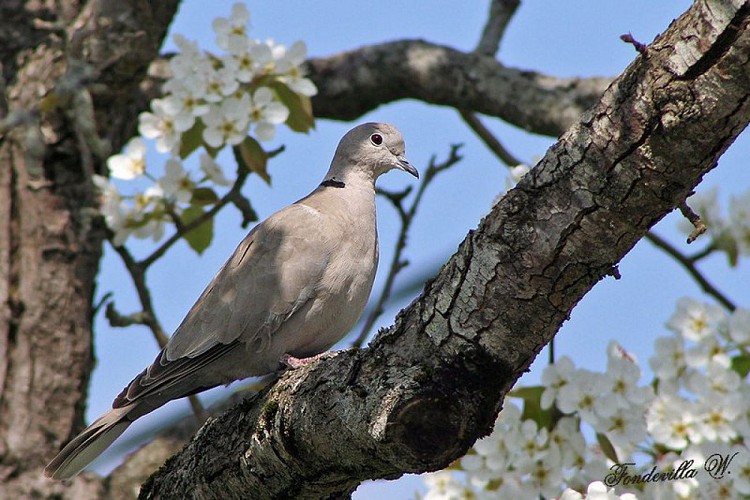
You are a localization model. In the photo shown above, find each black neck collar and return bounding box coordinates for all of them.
[320,178,346,188]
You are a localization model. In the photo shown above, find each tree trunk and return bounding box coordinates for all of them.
[0,1,179,497]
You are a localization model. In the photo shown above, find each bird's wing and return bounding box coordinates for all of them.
[167,201,333,359]
[114,202,335,408]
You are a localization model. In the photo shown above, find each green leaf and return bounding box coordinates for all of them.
[596,432,619,463]
[270,80,315,133]
[237,136,270,184]
[179,121,206,159]
[732,354,750,377]
[191,187,219,206]
[714,229,739,267]
[508,385,556,431]
[181,206,213,255]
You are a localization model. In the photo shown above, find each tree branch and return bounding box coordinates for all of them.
[139,160,253,269]
[458,109,523,167]
[475,0,521,56]
[305,40,611,137]
[140,2,750,498]
[645,231,736,311]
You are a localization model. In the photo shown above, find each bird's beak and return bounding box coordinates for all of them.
[396,156,419,178]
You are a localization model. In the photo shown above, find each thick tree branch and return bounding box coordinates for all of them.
[305,40,610,137]
[141,2,750,498]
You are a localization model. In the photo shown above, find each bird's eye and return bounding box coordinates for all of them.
[370,133,383,146]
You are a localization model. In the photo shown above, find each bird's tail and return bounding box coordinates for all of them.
[44,405,134,480]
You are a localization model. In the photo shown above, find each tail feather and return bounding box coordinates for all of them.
[45,406,133,480]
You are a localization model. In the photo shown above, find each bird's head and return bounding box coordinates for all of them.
[327,122,419,183]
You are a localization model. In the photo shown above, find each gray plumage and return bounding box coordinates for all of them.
[45,122,417,480]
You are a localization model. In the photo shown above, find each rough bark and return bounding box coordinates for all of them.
[140,1,750,499]
[0,1,179,497]
[306,39,610,137]
[0,0,746,498]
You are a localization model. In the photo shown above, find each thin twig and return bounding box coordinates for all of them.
[110,244,207,419]
[111,245,170,346]
[474,0,521,56]
[351,144,464,348]
[458,110,523,167]
[688,243,716,263]
[645,231,736,311]
[620,33,649,56]
[678,200,707,244]
[140,161,252,269]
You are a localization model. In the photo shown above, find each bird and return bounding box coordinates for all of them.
[45,122,418,480]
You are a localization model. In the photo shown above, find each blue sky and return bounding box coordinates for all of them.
[87,1,750,497]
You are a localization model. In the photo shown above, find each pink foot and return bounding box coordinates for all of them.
[280,352,327,369]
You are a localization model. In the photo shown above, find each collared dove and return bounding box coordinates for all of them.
[45,122,418,480]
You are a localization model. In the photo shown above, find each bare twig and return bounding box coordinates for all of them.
[459,109,523,167]
[645,231,736,311]
[678,200,707,244]
[111,242,207,419]
[688,243,716,263]
[351,144,464,348]
[475,0,521,56]
[620,33,649,56]
[111,246,170,345]
[140,161,255,269]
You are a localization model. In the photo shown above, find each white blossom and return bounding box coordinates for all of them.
[561,481,639,500]
[730,189,750,254]
[130,185,167,242]
[647,394,701,449]
[202,97,251,148]
[649,336,686,381]
[520,443,563,499]
[204,67,240,103]
[276,40,317,96]
[93,175,129,245]
[732,448,750,495]
[541,355,576,409]
[550,417,587,469]
[200,154,232,186]
[107,137,146,180]
[515,419,548,466]
[212,2,251,53]
[162,79,210,121]
[666,297,725,342]
[557,370,616,426]
[159,158,194,204]
[604,345,653,409]
[694,395,740,442]
[247,87,289,141]
[223,39,272,82]
[138,99,184,153]
[684,335,731,369]
[728,308,750,346]
[686,360,740,398]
